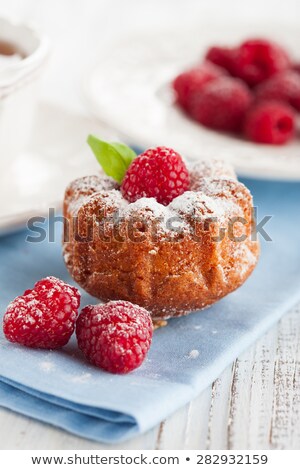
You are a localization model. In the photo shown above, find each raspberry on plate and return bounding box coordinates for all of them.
[205,46,238,75]
[76,301,153,374]
[255,71,300,112]
[189,76,252,133]
[121,146,190,205]
[172,62,225,109]
[233,39,291,87]
[243,101,295,145]
[3,276,80,349]
[292,63,300,75]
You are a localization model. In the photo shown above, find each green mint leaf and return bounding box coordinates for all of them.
[87,135,136,184]
[110,142,137,167]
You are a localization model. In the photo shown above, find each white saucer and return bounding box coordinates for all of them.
[84,23,300,181]
[0,102,110,234]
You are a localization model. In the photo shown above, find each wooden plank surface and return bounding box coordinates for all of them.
[1,303,299,450]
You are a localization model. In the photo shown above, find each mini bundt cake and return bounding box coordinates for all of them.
[63,140,259,319]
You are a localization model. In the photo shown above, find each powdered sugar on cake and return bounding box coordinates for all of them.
[65,160,245,235]
[189,158,236,185]
[62,158,259,319]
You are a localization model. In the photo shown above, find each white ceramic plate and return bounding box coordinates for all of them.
[0,102,111,234]
[83,23,300,181]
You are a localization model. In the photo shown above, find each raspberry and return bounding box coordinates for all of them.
[121,146,190,206]
[76,301,153,374]
[243,101,295,145]
[173,62,225,109]
[255,71,300,112]
[189,77,252,133]
[3,277,80,349]
[233,39,290,87]
[292,63,300,75]
[205,46,238,75]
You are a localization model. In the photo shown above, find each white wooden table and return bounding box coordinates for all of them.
[1,302,299,450]
[1,0,300,450]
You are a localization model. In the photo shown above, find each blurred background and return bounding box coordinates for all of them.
[1,0,299,114]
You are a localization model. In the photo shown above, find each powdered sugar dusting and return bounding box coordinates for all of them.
[188,349,200,359]
[67,174,118,195]
[66,175,120,215]
[233,242,258,276]
[189,159,236,187]
[65,160,243,234]
[123,197,185,233]
[70,373,92,383]
[169,190,236,221]
[124,197,169,218]
[39,361,55,372]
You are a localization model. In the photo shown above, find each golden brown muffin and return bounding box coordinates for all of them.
[63,160,259,319]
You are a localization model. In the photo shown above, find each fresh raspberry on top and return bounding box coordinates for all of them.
[121,146,190,206]
[205,46,238,75]
[172,62,225,109]
[243,101,295,145]
[255,71,300,112]
[189,76,252,133]
[76,301,153,374]
[233,39,290,87]
[3,277,80,349]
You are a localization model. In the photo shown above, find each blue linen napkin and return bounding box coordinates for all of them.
[0,178,300,443]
